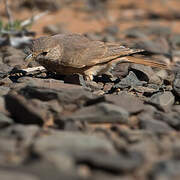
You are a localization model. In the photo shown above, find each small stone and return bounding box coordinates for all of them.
[113,71,147,89]
[149,91,175,110]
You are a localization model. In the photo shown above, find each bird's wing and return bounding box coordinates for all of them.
[57,34,143,68]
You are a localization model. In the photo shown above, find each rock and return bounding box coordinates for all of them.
[133,37,170,56]
[133,83,160,94]
[149,91,175,110]
[0,170,39,180]
[0,112,13,128]
[103,83,114,92]
[17,85,93,105]
[74,150,143,173]
[0,124,39,147]
[138,113,173,133]
[34,130,116,155]
[173,72,180,97]
[60,102,129,124]
[149,160,180,180]
[130,64,162,84]
[104,25,119,36]
[5,91,54,125]
[0,86,10,96]
[105,93,144,113]
[113,71,147,89]
[154,111,180,130]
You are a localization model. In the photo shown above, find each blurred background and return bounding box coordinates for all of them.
[1,0,180,38]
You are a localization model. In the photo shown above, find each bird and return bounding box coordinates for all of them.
[25,33,167,81]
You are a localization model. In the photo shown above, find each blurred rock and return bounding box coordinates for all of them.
[60,102,129,124]
[0,170,39,180]
[0,112,13,128]
[105,93,144,113]
[138,113,173,133]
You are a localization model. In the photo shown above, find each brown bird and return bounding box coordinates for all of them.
[25,33,167,81]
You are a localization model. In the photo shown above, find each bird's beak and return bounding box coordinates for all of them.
[24,54,34,65]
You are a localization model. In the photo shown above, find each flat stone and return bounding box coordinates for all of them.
[60,102,129,124]
[113,71,147,89]
[17,85,93,105]
[5,91,54,125]
[130,64,162,84]
[105,93,144,113]
[73,150,143,173]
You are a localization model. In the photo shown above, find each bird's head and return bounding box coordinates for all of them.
[24,36,63,65]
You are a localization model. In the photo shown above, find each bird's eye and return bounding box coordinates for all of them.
[40,52,48,56]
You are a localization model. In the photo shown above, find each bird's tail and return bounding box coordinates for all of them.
[123,56,168,69]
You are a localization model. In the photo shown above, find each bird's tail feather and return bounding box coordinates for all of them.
[124,56,168,69]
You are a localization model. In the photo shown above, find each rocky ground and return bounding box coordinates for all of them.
[1,0,180,179]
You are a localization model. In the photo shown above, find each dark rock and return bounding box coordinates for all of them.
[154,111,180,130]
[105,93,144,113]
[0,112,13,128]
[5,91,54,125]
[149,91,175,110]
[60,102,129,124]
[173,72,180,97]
[21,0,64,11]
[130,63,162,84]
[113,71,147,89]
[17,85,93,105]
